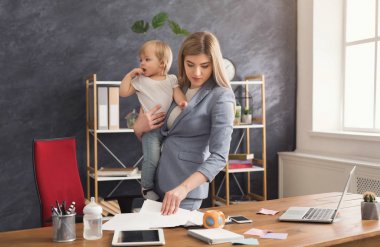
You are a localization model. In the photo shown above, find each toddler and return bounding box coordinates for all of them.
[120,40,187,200]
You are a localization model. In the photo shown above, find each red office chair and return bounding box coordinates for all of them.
[33,137,85,226]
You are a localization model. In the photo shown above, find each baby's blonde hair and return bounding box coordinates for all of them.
[139,40,173,74]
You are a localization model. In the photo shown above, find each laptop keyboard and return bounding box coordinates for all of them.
[303,208,335,220]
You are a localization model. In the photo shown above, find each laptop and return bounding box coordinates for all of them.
[279,166,356,223]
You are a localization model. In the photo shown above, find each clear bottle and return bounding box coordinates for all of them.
[83,197,103,240]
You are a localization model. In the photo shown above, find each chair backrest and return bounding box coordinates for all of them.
[33,137,85,226]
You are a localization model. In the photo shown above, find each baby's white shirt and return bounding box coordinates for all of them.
[131,74,178,113]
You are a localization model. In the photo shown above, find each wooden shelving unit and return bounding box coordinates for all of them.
[211,75,267,206]
[85,74,266,210]
[85,74,141,215]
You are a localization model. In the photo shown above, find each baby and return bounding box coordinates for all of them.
[120,40,187,200]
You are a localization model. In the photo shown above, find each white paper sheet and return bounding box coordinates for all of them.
[140,200,204,225]
[102,212,187,230]
[102,200,204,231]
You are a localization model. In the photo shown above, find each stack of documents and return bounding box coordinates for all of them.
[102,200,204,230]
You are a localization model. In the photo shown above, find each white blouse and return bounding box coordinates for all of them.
[166,87,200,129]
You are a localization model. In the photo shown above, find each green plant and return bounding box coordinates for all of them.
[363,191,377,203]
[244,107,251,115]
[234,105,241,118]
[131,12,190,36]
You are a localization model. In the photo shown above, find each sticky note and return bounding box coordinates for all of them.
[232,238,259,245]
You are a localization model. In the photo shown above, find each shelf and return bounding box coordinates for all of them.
[88,81,121,86]
[86,74,142,208]
[213,199,253,207]
[91,80,262,86]
[90,128,134,133]
[223,166,264,174]
[90,125,263,132]
[212,74,267,207]
[90,173,141,181]
[233,124,264,129]
[230,80,263,85]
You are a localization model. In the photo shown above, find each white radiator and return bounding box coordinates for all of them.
[279,152,380,198]
[355,175,380,195]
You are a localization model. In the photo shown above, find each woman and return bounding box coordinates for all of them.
[133,31,235,215]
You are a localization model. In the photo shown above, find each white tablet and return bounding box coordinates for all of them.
[112,229,165,246]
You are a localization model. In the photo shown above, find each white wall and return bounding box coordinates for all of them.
[297,0,380,159]
[279,0,380,197]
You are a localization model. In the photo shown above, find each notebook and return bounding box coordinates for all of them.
[188,228,244,244]
[279,166,356,223]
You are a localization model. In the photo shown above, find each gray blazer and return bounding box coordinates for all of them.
[155,78,235,199]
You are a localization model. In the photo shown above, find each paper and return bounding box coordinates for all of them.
[244,227,287,240]
[244,228,271,237]
[244,228,288,240]
[232,238,259,245]
[102,200,204,230]
[257,208,279,215]
[102,212,187,230]
[141,199,204,225]
[260,233,288,240]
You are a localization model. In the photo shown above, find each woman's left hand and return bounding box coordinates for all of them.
[161,184,189,215]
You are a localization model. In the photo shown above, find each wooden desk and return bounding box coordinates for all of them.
[1,193,380,246]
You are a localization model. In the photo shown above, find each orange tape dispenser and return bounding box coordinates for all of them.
[203,210,225,229]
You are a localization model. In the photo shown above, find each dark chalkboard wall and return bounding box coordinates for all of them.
[0,0,296,231]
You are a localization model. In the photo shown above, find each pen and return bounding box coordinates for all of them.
[56,200,62,215]
[66,201,76,215]
[51,206,59,216]
[61,201,66,215]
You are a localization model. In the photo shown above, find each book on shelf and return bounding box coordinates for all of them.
[108,87,119,130]
[228,160,252,169]
[98,87,108,130]
[228,153,254,160]
[187,228,244,245]
[96,167,139,177]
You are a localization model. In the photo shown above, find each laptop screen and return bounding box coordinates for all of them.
[332,166,357,220]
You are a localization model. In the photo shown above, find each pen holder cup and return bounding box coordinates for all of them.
[203,210,225,229]
[52,213,76,242]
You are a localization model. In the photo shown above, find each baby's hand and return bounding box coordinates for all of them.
[129,68,144,78]
[179,101,188,109]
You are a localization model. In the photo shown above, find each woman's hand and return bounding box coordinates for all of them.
[133,104,165,140]
[160,172,208,215]
[161,184,189,215]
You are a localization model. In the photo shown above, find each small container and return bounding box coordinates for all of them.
[125,109,138,128]
[203,210,226,229]
[234,105,242,125]
[83,197,103,240]
[52,213,76,242]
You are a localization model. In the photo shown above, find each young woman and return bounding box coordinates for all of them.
[133,32,235,215]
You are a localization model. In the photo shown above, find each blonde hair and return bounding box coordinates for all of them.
[139,40,173,74]
[178,32,230,88]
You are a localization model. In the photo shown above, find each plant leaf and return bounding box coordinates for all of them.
[178,28,190,36]
[152,12,168,29]
[131,20,149,33]
[168,20,190,36]
[168,20,181,33]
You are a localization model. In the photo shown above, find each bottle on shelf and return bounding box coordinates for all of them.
[83,197,103,240]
